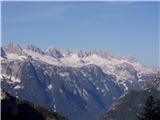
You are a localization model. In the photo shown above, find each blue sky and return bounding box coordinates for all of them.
[2,1,159,67]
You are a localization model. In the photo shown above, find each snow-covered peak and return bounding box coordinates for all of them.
[46,46,54,52]
[45,46,63,59]
[26,44,44,55]
[126,55,139,64]
[92,50,113,59]
[77,50,91,58]
[3,42,24,55]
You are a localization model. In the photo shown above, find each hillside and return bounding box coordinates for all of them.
[1,89,68,120]
[99,77,160,120]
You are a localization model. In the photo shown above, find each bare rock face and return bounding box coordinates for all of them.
[1,47,7,58]
[26,44,44,55]
[45,46,63,59]
[3,43,25,55]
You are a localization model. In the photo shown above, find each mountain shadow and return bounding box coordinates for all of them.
[1,90,68,120]
[138,96,160,120]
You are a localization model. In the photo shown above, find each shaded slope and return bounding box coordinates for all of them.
[1,90,68,120]
[99,78,160,120]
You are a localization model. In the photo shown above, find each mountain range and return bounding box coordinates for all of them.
[1,42,159,120]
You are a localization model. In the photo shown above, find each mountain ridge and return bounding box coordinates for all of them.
[1,42,146,65]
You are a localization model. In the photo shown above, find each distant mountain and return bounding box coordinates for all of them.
[26,44,45,55]
[2,42,25,55]
[1,89,68,120]
[98,77,160,120]
[45,46,63,59]
[1,43,159,120]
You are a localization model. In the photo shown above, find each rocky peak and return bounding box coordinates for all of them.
[26,44,44,55]
[45,46,63,59]
[77,50,90,58]
[3,42,24,55]
[126,55,139,63]
[92,50,113,58]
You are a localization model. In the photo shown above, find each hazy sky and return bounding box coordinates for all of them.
[2,1,159,67]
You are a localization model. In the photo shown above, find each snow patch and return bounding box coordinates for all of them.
[14,85,21,89]
[96,87,100,90]
[6,53,26,61]
[53,104,56,112]
[59,72,70,77]
[148,89,151,92]
[120,82,128,91]
[112,96,116,100]
[157,87,160,91]
[47,84,53,90]
[101,89,105,93]
[59,89,63,93]
[73,89,77,94]
[82,89,89,100]
[104,84,110,91]
[1,74,21,83]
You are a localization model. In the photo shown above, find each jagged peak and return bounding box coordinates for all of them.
[26,44,44,55]
[4,42,22,50]
[1,42,149,70]
[126,55,139,63]
[3,42,24,55]
[45,46,56,52]
[91,50,113,58]
[45,46,63,59]
[27,44,39,50]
